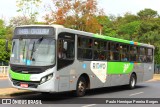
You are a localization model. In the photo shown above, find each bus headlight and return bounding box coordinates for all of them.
[41,77,47,84]
[47,74,53,81]
[40,73,53,84]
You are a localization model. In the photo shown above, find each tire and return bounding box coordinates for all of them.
[40,92,50,95]
[128,74,136,89]
[75,77,87,97]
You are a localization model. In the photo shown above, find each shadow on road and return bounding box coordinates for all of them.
[86,85,147,96]
[10,84,148,104]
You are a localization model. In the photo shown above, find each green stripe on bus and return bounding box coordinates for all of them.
[9,69,31,81]
[93,34,141,46]
[107,62,134,74]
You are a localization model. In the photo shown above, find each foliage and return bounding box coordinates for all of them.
[15,0,42,26]
[10,16,35,28]
[0,19,12,65]
[0,39,11,64]
[118,21,141,40]
[1,3,160,64]
[103,9,160,63]
[44,0,104,33]
[137,8,158,20]
[0,20,6,39]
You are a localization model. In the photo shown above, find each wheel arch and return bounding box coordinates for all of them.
[131,72,137,83]
[78,73,90,89]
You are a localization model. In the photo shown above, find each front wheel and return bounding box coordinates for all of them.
[128,74,136,89]
[75,77,87,97]
[40,92,50,95]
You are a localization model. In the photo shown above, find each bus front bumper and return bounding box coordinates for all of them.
[10,78,58,92]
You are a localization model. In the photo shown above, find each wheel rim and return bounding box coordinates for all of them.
[131,77,135,87]
[78,81,85,93]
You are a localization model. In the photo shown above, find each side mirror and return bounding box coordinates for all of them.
[5,40,9,52]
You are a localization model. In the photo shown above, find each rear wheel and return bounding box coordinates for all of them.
[75,77,87,97]
[128,74,136,89]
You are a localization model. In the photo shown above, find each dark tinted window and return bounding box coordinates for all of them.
[57,33,75,70]
[78,36,93,60]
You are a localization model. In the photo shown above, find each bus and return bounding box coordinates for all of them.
[8,25,154,97]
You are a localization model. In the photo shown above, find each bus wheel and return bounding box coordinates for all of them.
[128,74,136,89]
[40,92,50,95]
[75,77,87,97]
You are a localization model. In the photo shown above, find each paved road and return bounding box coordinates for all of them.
[0,79,11,88]
[1,80,160,107]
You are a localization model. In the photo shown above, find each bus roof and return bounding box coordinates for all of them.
[94,34,155,48]
[61,27,154,49]
[17,24,154,48]
[17,24,64,28]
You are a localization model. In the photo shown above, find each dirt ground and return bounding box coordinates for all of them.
[152,74,160,80]
[0,73,8,80]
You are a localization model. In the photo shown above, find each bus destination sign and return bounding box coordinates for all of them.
[16,28,50,35]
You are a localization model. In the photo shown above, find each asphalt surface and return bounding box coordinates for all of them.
[0,79,11,88]
[0,80,160,107]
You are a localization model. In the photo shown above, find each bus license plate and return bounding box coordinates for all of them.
[20,83,28,88]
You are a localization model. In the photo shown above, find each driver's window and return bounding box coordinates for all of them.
[58,39,74,59]
[57,33,75,70]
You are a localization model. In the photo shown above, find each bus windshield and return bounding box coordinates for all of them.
[10,38,55,66]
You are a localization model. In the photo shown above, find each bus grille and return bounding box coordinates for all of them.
[10,64,54,74]
[10,66,44,74]
[12,79,39,88]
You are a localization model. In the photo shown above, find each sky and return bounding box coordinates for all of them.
[0,0,160,23]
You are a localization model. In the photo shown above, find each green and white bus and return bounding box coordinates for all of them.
[9,25,154,96]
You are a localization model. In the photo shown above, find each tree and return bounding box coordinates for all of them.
[118,21,141,40]
[16,0,42,24]
[0,19,12,65]
[44,0,104,33]
[96,15,117,36]
[0,19,6,39]
[137,8,158,20]
[10,16,35,28]
[0,39,11,65]
[122,13,139,23]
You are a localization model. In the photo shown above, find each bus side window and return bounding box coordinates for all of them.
[120,44,130,61]
[77,36,93,60]
[146,48,153,62]
[139,47,147,62]
[110,51,114,60]
[130,46,138,62]
[58,40,68,59]
[65,40,74,59]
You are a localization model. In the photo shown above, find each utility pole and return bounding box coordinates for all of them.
[100,24,103,35]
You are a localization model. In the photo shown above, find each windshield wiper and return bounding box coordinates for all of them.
[23,41,26,60]
[30,41,35,61]
[30,37,44,61]
[38,37,44,43]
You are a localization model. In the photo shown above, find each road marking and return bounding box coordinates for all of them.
[82,104,96,107]
[129,92,144,96]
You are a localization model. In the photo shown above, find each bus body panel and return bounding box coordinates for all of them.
[9,66,59,92]
[58,61,78,92]
[9,25,155,94]
[10,77,57,92]
[143,63,154,81]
